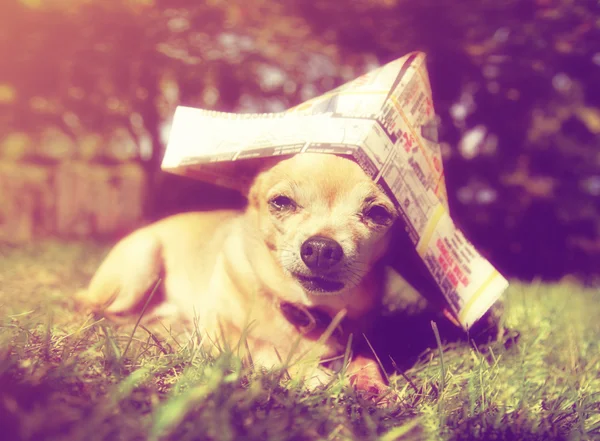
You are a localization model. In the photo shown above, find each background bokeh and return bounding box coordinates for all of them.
[1,0,598,283]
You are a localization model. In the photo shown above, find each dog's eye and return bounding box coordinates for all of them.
[364,205,392,225]
[269,195,296,211]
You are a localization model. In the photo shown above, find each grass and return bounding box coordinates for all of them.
[0,241,599,441]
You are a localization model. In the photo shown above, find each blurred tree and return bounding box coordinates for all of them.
[0,0,598,281]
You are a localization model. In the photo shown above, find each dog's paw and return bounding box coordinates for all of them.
[347,355,391,405]
[349,372,392,406]
[350,372,387,396]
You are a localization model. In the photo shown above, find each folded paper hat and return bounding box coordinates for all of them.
[162,51,509,329]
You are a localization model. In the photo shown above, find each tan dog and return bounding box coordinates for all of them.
[83,153,398,390]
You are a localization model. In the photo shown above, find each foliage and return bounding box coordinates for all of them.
[0,0,598,280]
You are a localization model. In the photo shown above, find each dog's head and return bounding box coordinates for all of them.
[247,153,398,297]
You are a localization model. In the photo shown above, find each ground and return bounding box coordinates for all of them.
[0,242,599,441]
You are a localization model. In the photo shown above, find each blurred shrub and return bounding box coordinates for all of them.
[0,0,598,281]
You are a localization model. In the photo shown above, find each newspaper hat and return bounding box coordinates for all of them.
[162,52,509,329]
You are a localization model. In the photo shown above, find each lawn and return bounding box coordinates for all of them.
[1,241,599,441]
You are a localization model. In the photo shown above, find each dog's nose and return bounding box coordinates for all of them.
[300,236,344,271]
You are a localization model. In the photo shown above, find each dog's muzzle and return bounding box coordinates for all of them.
[292,236,346,294]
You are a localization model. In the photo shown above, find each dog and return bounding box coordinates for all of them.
[81,153,400,391]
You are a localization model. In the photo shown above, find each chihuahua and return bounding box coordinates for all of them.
[82,153,399,390]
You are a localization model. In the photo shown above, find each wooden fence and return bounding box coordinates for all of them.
[0,128,147,243]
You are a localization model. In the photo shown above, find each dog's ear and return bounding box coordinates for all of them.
[247,166,267,209]
[236,156,284,198]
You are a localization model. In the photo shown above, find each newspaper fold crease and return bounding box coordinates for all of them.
[162,51,509,329]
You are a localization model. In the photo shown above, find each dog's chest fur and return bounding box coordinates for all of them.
[156,214,351,366]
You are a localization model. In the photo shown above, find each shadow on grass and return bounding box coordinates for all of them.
[0,358,415,441]
[361,301,514,374]
[371,224,520,373]
[0,359,160,441]
[0,365,91,441]
[0,354,584,441]
[446,409,579,441]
